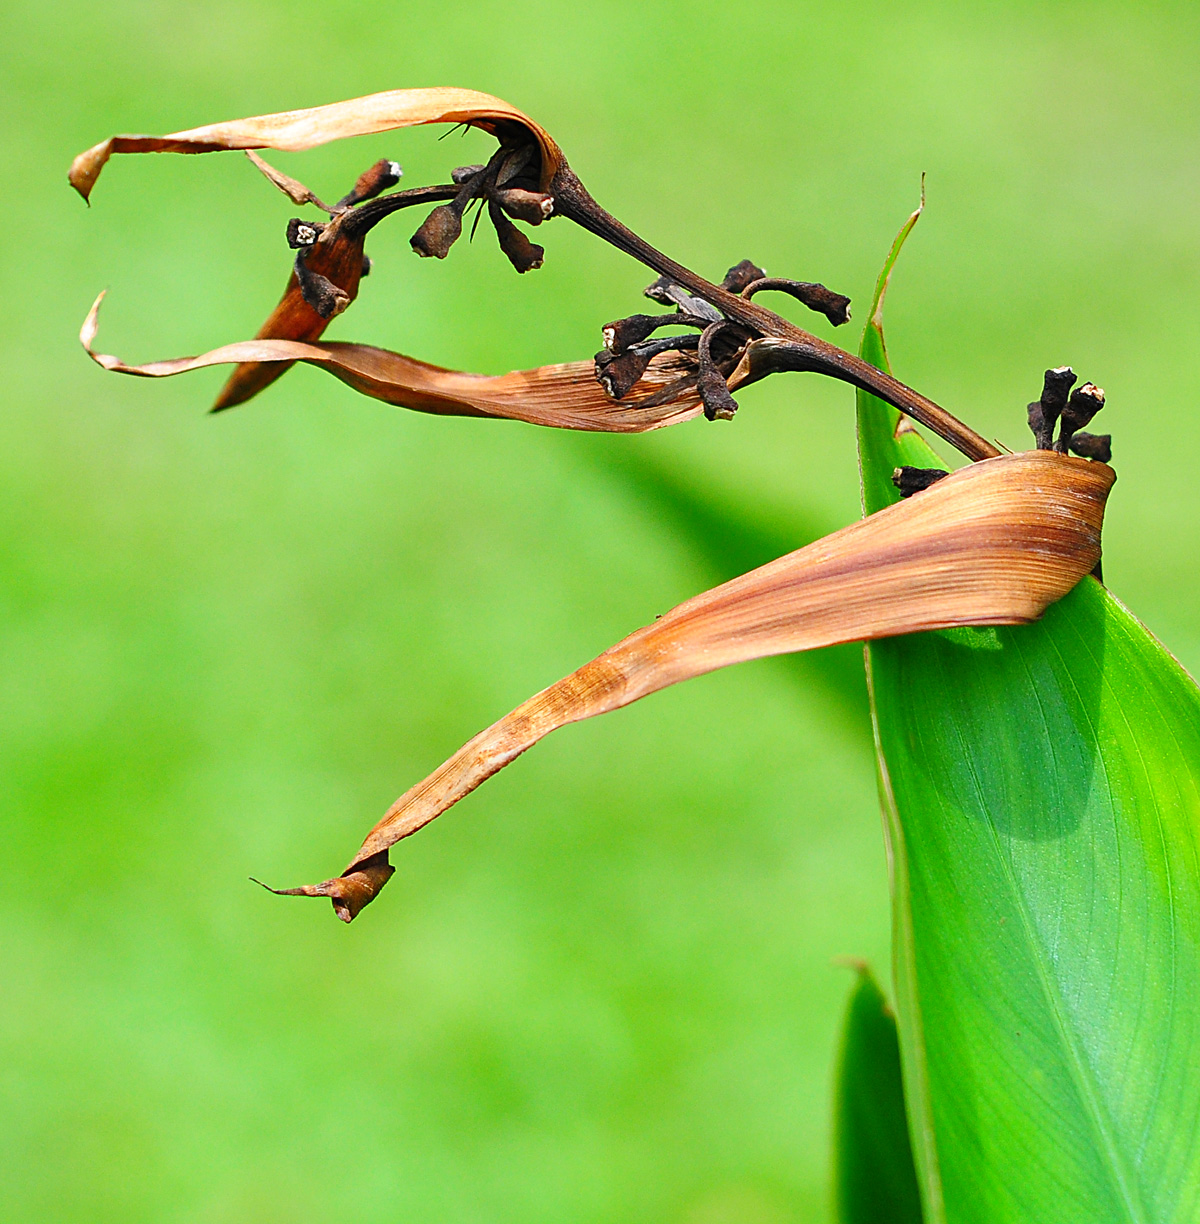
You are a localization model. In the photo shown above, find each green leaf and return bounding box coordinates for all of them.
[858,202,1200,1222]
[834,965,924,1224]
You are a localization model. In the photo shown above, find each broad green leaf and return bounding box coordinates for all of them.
[858,204,1200,1222]
[834,966,924,1224]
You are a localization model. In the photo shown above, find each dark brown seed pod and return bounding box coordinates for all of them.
[1067,432,1112,463]
[292,251,351,319]
[697,322,740,421]
[721,260,768,294]
[1029,366,1076,449]
[410,203,464,258]
[335,158,403,210]
[487,200,544,273]
[1057,383,1105,453]
[594,348,654,399]
[741,277,852,327]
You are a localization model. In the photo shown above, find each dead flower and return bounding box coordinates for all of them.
[71,89,1116,920]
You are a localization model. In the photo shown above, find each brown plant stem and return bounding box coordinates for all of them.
[339,183,459,239]
[550,165,1000,462]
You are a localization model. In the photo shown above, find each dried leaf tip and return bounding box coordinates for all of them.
[251,852,394,923]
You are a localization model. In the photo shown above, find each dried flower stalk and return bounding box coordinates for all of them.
[71,88,997,459]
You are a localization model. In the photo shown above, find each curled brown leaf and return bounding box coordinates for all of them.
[263,451,1114,920]
[69,87,563,202]
[81,293,705,431]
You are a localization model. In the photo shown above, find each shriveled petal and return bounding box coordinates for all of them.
[273,451,1115,919]
[69,87,563,202]
[81,293,704,431]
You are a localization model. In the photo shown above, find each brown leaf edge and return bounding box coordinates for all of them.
[258,451,1114,920]
[81,293,705,431]
[69,87,563,203]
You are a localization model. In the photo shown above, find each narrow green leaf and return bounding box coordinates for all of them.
[834,966,924,1224]
[858,201,1200,1222]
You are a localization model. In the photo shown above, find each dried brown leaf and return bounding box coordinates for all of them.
[69,87,563,202]
[266,452,1114,920]
[81,293,704,431]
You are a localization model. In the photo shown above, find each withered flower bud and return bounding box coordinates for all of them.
[893,466,951,498]
[451,164,486,184]
[487,201,544,273]
[1057,383,1105,453]
[721,260,768,294]
[411,203,464,259]
[697,322,739,421]
[602,315,661,353]
[335,158,403,210]
[1067,431,1112,463]
[601,313,710,355]
[741,277,852,327]
[1028,366,1076,449]
[492,186,554,225]
[411,147,509,261]
[697,366,738,421]
[286,217,325,249]
[1042,366,1077,410]
[594,347,654,399]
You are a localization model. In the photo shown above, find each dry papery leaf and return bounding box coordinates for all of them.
[256,452,1114,921]
[81,293,705,431]
[69,87,563,202]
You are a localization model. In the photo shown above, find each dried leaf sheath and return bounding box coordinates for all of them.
[81,294,704,431]
[270,452,1114,920]
[214,209,369,411]
[69,88,563,201]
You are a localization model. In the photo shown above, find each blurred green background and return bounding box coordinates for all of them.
[4,1,1200,1220]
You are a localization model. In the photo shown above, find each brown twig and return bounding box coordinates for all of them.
[547,164,1000,462]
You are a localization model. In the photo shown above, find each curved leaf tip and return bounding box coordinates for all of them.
[69,88,564,202]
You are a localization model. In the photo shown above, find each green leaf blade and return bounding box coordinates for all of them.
[857,204,1200,1222]
[834,966,924,1224]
